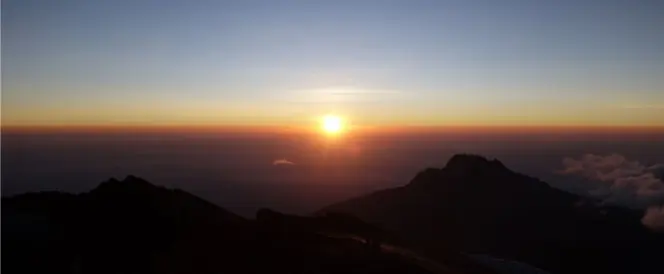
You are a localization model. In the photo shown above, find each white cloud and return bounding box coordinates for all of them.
[273,159,295,166]
[618,105,664,110]
[642,205,664,232]
[560,154,664,207]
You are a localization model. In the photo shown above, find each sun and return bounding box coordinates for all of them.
[321,115,343,134]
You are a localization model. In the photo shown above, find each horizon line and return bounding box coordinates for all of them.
[4,124,664,134]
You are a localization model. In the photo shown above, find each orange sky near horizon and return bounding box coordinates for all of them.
[3,101,663,129]
[4,123,664,136]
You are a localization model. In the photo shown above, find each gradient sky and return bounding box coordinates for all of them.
[3,0,664,127]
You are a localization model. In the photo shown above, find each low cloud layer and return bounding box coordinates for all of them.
[560,154,664,205]
[559,154,664,230]
[642,205,664,232]
[273,159,295,166]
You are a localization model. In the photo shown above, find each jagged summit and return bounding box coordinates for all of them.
[90,175,166,196]
[441,154,512,181]
[94,175,153,188]
[444,154,507,173]
[407,154,514,187]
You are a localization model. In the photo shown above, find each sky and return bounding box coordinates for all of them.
[2,0,664,127]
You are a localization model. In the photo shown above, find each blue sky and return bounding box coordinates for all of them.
[3,0,664,126]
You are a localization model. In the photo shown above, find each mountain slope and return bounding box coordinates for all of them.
[2,175,486,274]
[321,154,663,274]
[2,175,255,274]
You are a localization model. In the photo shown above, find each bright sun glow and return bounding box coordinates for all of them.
[321,115,343,134]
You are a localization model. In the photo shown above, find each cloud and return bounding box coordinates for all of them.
[559,154,664,207]
[617,105,664,110]
[642,205,664,232]
[286,86,405,105]
[273,159,295,166]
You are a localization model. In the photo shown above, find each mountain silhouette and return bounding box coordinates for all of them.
[4,156,664,274]
[321,154,664,274]
[2,175,496,274]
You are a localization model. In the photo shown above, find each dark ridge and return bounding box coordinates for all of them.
[2,176,460,274]
[407,168,441,185]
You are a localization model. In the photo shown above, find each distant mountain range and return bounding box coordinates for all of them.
[3,154,663,274]
[321,154,664,274]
